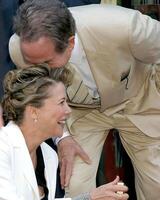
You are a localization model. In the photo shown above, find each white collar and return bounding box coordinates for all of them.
[69,34,84,65]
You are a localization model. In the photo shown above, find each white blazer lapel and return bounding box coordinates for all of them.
[20,144,40,199]
[5,122,40,200]
[41,143,58,200]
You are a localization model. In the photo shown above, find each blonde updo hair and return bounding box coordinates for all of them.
[1,65,72,125]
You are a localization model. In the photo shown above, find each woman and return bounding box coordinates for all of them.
[0,65,129,200]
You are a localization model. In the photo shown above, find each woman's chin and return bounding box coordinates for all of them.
[51,126,64,138]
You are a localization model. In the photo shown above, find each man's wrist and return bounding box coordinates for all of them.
[55,131,71,145]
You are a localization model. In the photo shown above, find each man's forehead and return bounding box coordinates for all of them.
[20,37,56,62]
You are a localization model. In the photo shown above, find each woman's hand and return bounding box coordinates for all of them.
[90,176,129,200]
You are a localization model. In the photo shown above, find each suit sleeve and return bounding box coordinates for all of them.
[0,132,24,200]
[128,10,160,64]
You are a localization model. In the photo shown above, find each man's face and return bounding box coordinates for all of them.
[20,36,74,68]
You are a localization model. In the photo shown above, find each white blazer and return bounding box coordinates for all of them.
[0,121,70,200]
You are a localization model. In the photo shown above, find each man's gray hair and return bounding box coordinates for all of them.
[14,0,76,53]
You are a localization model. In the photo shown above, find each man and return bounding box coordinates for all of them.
[9,0,160,199]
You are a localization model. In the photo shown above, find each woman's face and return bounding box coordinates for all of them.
[36,82,71,138]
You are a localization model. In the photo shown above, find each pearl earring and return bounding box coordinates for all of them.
[34,118,38,123]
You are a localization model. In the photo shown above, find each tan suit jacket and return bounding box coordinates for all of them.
[9,5,160,137]
[69,5,160,111]
[101,0,117,4]
[68,5,160,137]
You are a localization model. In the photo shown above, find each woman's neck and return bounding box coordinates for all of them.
[19,123,42,154]
[30,150,37,169]
[19,124,42,170]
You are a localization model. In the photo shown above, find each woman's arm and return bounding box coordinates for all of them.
[56,176,128,200]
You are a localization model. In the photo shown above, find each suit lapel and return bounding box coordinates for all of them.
[20,144,39,200]
[41,143,58,200]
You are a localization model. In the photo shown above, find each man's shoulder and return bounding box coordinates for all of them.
[69,4,136,17]
[69,4,137,28]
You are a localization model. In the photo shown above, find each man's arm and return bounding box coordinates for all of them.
[129,9,160,64]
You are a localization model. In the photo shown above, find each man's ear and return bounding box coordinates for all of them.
[9,34,31,69]
[68,36,75,51]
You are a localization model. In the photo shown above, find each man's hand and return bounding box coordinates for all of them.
[58,136,91,188]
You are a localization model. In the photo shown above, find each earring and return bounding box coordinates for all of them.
[34,118,38,123]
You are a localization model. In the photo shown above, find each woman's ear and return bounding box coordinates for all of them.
[68,36,75,51]
[26,105,38,122]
